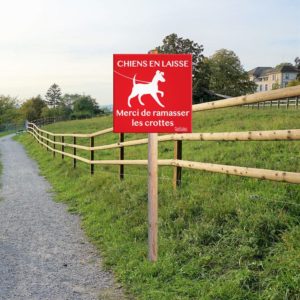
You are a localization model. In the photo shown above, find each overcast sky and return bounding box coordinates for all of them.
[0,0,299,105]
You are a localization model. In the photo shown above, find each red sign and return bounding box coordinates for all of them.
[113,54,192,133]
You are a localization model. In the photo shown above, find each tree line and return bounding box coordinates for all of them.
[1,33,299,129]
[0,84,109,129]
[155,33,300,103]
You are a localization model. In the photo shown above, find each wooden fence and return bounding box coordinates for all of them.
[244,96,299,109]
[27,85,300,187]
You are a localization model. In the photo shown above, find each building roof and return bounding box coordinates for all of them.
[276,65,299,73]
[248,67,273,77]
[249,65,299,77]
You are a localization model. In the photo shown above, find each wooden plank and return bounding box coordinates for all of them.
[148,133,158,262]
[73,137,77,168]
[28,122,113,138]
[173,140,182,189]
[40,130,43,147]
[53,136,56,157]
[30,126,300,152]
[28,131,91,164]
[29,127,91,150]
[168,129,300,141]
[92,159,172,166]
[88,128,300,149]
[91,136,94,175]
[61,136,64,159]
[28,129,300,184]
[172,160,300,184]
[192,85,300,112]
[119,133,124,180]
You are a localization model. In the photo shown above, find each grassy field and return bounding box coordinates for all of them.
[16,107,300,299]
[0,130,15,138]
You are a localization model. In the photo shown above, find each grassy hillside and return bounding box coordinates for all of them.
[16,108,300,299]
[0,130,15,138]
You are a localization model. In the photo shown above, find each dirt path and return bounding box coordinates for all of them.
[0,135,124,300]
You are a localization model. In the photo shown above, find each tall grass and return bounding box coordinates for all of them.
[16,107,300,299]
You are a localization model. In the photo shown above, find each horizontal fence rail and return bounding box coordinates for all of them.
[244,97,299,109]
[192,85,300,112]
[27,85,300,186]
[29,123,300,150]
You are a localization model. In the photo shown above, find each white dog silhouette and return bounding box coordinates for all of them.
[128,70,165,108]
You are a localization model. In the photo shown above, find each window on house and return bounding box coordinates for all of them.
[260,85,263,91]
[265,84,268,91]
[272,74,275,80]
[285,73,289,79]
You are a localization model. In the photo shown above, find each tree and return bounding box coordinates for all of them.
[156,33,205,103]
[208,49,256,97]
[295,57,300,79]
[156,33,204,70]
[72,95,102,119]
[45,83,62,108]
[20,95,46,121]
[61,93,80,109]
[275,62,293,71]
[295,57,300,69]
[272,82,281,90]
[192,57,212,103]
[0,95,20,125]
[287,79,300,87]
[43,93,79,119]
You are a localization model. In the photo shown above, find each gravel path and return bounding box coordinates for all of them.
[0,135,124,300]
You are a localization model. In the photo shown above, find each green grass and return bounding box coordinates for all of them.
[16,108,300,299]
[0,130,15,138]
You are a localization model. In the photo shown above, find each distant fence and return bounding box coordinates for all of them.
[30,112,112,128]
[27,85,300,187]
[30,116,66,127]
[244,96,299,109]
[0,122,25,134]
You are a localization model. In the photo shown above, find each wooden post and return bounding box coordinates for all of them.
[47,133,49,151]
[90,136,94,175]
[53,136,56,157]
[257,102,260,109]
[173,140,182,189]
[119,133,124,180]
[277,100,280,108]
[61,136,64,159]
[270,100,273,108]
[73,137,77,168]
[297,96,299,109]
[287,98,289,109]
[148,133,158,262]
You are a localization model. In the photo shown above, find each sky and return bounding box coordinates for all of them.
[0,0,299,105]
